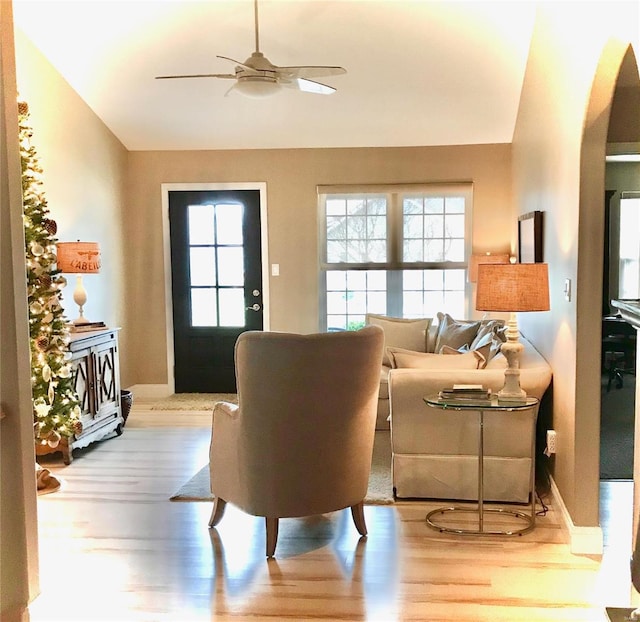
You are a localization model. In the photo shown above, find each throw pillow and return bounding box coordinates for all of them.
[470,319,507,349]
[434,312,481,354]
[387,347,480,370]
[440,344,488,369]
[366,314,431,366]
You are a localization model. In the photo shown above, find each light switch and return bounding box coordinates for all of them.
[271,263,280,277]
[564,278,571,302]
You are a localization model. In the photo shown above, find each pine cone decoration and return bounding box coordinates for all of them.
[43,218,57,235]
[40,274,52,290]
[36,335,49,350]
[18,101,29,115]
[73,420,83,436]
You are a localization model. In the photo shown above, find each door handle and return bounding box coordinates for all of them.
[246,303,261,312]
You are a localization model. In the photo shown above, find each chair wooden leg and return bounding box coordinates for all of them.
[350,502,367,537]
[265,517,279,558]
[208,497,227,528]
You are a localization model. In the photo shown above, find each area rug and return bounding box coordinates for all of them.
[600,374,635,480]
[150,393,237,411]
[171,430,394,505]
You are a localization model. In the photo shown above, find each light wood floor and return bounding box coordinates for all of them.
[30,399,638,621]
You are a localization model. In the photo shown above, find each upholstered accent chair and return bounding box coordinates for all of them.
[208,325,384,558]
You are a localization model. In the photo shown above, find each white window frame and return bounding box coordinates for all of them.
[317,183,473,331]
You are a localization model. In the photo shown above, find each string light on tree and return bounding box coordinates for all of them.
[19,100,81,447]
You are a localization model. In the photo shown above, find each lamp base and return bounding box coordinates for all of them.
[73,315,90,325]
[498,314,527,401]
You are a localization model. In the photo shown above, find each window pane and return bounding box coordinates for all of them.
[215,203,243,245]
[347,216,367,239]
[425,197,444,213]
[368,240,387,262]
[218,288,245,327]
[368,215,386,238]
[367,270,387,290]
[326,271,346,290]
[346,271,367,290]
[445,214,465,238]
[403,270,423,289]
[444,239,465,262]
[189,247,216,286]
[327,291,347,315]
[446,197,465,213]
[404,214,423,239]
[619,198,640,298]
[325,197,388,264]
[404,197,423,214]
[368,291,386,313]
[191,288,217,327]
[328,315,347,330]
[424,214,444,237]
[217,247,244,285]
[424,239,444,262]
[327,240,347,263]
[188,204,215,245]
[404,239,424,262]
[326,198,346,216]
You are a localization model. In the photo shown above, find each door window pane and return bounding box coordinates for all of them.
[216,203,243,245]
[218,288,245,327]
[217,247,244,286]
[189,248,216,286]
[188,204,215,245]
[191,288,217,327]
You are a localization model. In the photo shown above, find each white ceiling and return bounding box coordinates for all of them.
[12,0,538,151]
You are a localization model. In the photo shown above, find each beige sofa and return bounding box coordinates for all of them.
[366,313,553,503]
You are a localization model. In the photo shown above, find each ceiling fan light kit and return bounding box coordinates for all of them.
[156,0,345,98]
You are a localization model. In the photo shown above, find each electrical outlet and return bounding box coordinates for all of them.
[546,429,557,454]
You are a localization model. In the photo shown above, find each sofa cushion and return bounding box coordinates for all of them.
[387,347,481,370]
[434,312,481,353]
[378,365,391,399]
[366,314,431,366]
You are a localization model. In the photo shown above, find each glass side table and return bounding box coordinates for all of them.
[423,394,540,536]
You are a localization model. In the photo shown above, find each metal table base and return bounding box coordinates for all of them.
[423,395,539,537]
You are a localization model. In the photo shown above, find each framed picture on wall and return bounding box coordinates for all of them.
[518,211,543,263]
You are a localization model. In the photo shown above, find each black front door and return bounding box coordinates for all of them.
[169,189,263,392]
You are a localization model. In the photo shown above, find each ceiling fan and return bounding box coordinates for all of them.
[156,0,346,98]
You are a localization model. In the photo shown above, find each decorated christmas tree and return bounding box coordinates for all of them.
[19,100,82,448]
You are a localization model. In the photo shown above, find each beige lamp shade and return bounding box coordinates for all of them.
[476,263,550,312]
[56,242,101,274]
[468,252,510,283]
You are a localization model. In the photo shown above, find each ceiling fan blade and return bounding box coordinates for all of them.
[282,77,337,95]
[277,65,347,80]
[216,55,260,73]
[156,73,235,80]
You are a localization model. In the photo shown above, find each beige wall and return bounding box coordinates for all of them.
[513,2,639,530]
[13,30,130,377]
[126,144,513,387]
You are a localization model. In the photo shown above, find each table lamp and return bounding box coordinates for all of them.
[476,263,550,400]
[56,241,101,325]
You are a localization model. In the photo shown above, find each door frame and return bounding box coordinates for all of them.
[161,182,270,394]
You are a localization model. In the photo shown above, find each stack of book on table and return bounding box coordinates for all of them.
[438,384,492,405]
[67,321,107,333]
